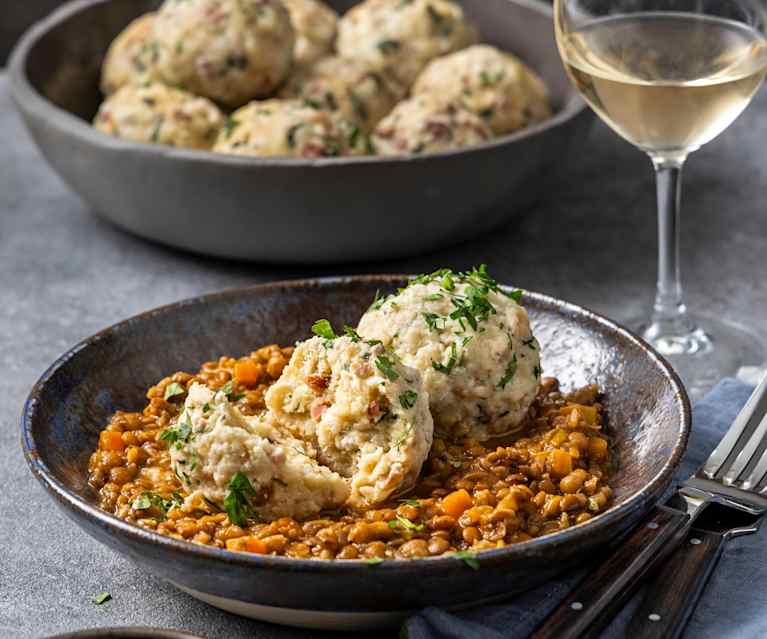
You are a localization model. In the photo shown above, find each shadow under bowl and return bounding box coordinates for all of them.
[8,0,592,264]
[21,276,689,629]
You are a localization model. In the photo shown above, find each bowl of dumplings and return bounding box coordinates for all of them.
[9,0,592,263]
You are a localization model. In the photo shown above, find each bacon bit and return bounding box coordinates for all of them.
[352,362,373,377]
[311,398,329,420]
[307,375,330,392]
[425,121,452,141]
[367,400,381,420]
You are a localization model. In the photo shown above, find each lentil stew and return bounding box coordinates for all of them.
[88,345,613,561]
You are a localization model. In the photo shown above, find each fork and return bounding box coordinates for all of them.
[530,373,767,639]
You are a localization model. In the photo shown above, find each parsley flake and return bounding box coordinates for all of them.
[498,354,518,389]
[399,498,420,507]
[312,319,337,340]
[375,355,399,380]
[388,515,424,532]
[454,550,480,570]
[377,39,400,54]
[399,390,418,409]
[344,325,361,342]
[93,592,111,605]
[224,472,257,526]
[432,341,458,374]
[163,382,185,401]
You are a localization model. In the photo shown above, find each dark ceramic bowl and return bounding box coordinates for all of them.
[8,0,592,264]
[21,277,690,630]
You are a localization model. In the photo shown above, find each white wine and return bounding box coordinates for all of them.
[558,13,767,155]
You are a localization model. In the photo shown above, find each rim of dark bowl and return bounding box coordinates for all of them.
[44,627,205,639]
[21,275,691,578]
[7,0,588,168]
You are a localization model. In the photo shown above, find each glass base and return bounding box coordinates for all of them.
[631,314,767,400]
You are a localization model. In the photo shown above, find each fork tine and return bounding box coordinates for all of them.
[744,422,767,491]
[703,373,767,479]
[724,411,767,485]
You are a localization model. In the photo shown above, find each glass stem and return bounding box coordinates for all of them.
[648,155,694,337]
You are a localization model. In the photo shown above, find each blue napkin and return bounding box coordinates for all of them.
[406,378,764,639]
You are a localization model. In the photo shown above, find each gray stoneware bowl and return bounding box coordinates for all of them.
[46,629,204,639]
[8,0,592,264]
[22,277,690,629]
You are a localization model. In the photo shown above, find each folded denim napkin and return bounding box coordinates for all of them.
[406,378,764,639]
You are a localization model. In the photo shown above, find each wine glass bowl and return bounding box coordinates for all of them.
[554,0,767,396]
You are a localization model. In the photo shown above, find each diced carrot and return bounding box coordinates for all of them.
[587,437,608,461]
[234,359,261,387]
[559,403,598,426]
[226,536,267,554]
[550,449,572,478]
[440,489,473,517]
[99,431,125,452]
[549,428,569,446]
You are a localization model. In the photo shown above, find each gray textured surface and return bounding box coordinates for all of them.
[1,68,766,638]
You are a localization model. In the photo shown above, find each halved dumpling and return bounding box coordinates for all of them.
[265,333,433,506]
[168,383,349,520]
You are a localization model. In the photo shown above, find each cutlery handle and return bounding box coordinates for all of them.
[529,505,690,639]
[627,528,725,639]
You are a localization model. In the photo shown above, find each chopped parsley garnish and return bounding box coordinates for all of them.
[224,472,257,526]
[432,341,458,374]
[394,423,413,448]
[533,365,541,379]
[388,515,424,532]
[375,355,399,380]
[221,380,245,402]
[399,390,418,409]
[163,382,185,401]
[223,117,240,139]
[454,550,480,570]
[399,498,420,507]
[423,312,445,331]
[202,403,211,413]
[522,337,537,349]
[377,39,401,54]
[480,70,505,86]
[159,412,192,447]
[370,289,386,311]
[498,354,518,389]
[93,592,111,605]
[508,289,524,302]
[312,319,337,340]
[132,491,182,516]
[424,293,443,301]
[442,273,455,291]
[365,557,385,565]
[344,325,361,342]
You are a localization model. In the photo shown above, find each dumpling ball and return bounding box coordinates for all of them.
[213,99,366,158]
[412,44,552,135]
[357,267,542,441]
[93,83,224,149]
[265,333,433,507]
[371,95,491,155]
[168,384,350,520]
[152,0,295,108]
[100,13,159,95]
[279,56,405,133]
[337,0,478,87]
[283,0,338,66]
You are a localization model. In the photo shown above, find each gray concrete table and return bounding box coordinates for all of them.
[2,70,766,638]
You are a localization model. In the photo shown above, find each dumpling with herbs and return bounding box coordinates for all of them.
[357,266,541,441]
[412,44,552,135]
[93,83,224,149]
[167,383,350,521]
[265,330,433,506]
[213,99,367,158]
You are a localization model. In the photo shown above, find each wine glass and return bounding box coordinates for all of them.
[554,0,767,397]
